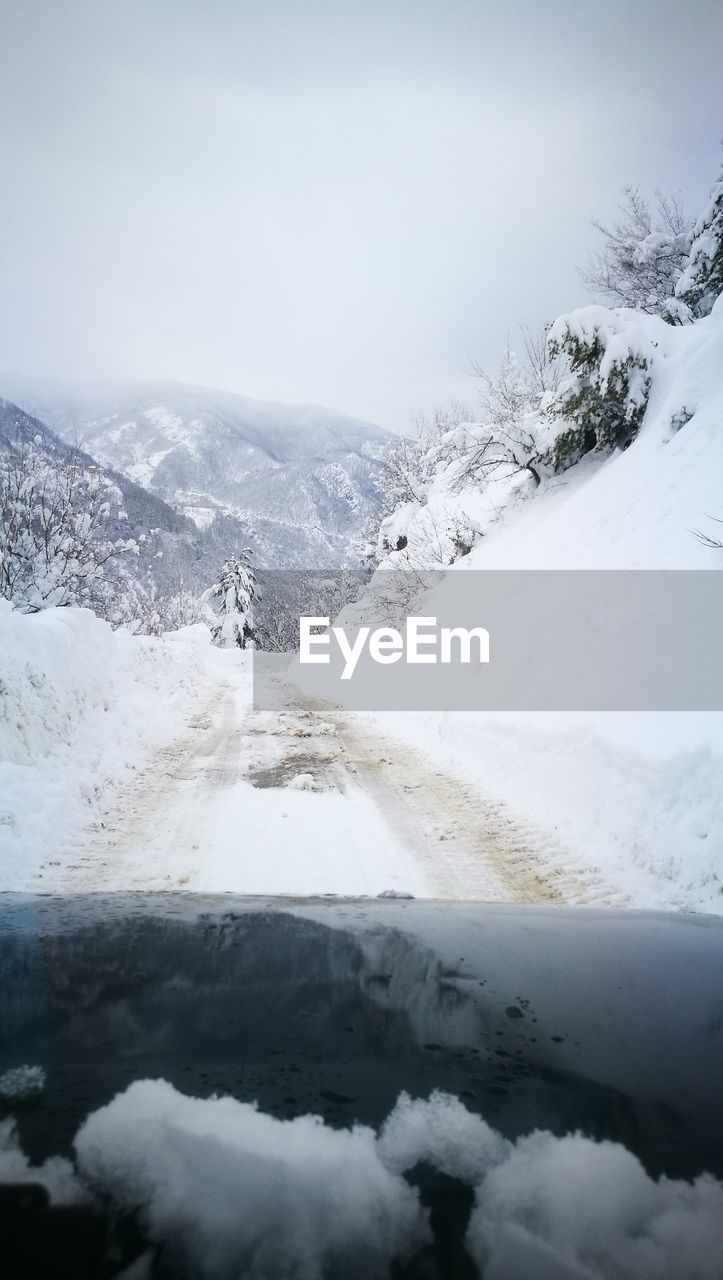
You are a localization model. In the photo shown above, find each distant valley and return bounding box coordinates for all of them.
[0,376,394,572]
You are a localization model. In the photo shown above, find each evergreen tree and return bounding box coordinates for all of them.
[202,549,259,648]
[547,308,661,468]
[676,166,723,318]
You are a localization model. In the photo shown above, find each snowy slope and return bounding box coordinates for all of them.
[0,376,394,568]
[369,299,723,913]
[463,303,723,571]
[0,602,218,888]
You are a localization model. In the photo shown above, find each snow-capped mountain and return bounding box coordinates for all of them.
[0,396,229,595]
[0,377,394,567]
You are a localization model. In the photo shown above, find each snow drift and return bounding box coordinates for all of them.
[0,603,217,889]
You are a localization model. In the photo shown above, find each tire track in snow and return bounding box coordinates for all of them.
[300,701,565,904]
[47,671,606,904]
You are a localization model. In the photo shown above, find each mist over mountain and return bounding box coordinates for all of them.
[0,396,245,595]
[0,376,393,569]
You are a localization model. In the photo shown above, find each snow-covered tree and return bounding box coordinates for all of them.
[115,577,206,635]
[0,430,138,614]
[547,306,666,467]
[580,187,692,320]
[431,331,563,496]
[445,342,560,490]
[375,404,470,515]
[368,333,569,571]
[676,165,723,318]
[367,403,471,563]
[202,550,259,648]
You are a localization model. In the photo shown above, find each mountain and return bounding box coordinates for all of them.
[0,397,254,595]
[0,377,394,568]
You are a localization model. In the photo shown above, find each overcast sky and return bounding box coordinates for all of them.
[1,0,722,429]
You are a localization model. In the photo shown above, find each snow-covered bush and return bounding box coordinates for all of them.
[366,404,470,566]
[114,574,206,636]
[676,165,723,318]
[373,406,468,527]
[0,429,139,615]
[202,550,259,648]
[438,343,565,492]
[547,306,666,468]
[369,340,564,571]
[580,186,692,319]
[370,334,572,571]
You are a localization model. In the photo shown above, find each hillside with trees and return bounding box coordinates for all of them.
[369,158,723,575]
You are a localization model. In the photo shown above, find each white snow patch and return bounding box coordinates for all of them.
[2,1085,720,1279]
[183,505,217,531]
[0,602,225,890]
[0,1120,86,1204]
[467,1127,723,1280]
[0,1064,46,1100]
[287,771,318,791]
[125,447,172,488]
[74,1080,426,1279]
[378,1090,508,1183]
[144,405,199,448]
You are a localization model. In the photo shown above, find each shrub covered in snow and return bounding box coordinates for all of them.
[370,340,568,571]
[547,306,667,468]
[438,347,556,491]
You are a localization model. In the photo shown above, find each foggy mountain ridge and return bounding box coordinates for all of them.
[0,397,252,595]
[0,376,395,569]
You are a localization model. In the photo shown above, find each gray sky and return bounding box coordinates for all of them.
[1,0,722,430]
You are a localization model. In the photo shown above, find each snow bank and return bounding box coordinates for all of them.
[2,1083,722,1279]
[2,601,146,763]
[370,709,723,911]
[464,296,723,572]
[0,603,220,890]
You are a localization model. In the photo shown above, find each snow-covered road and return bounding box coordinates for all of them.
[38,659,571,902]
[7,609,719,913]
